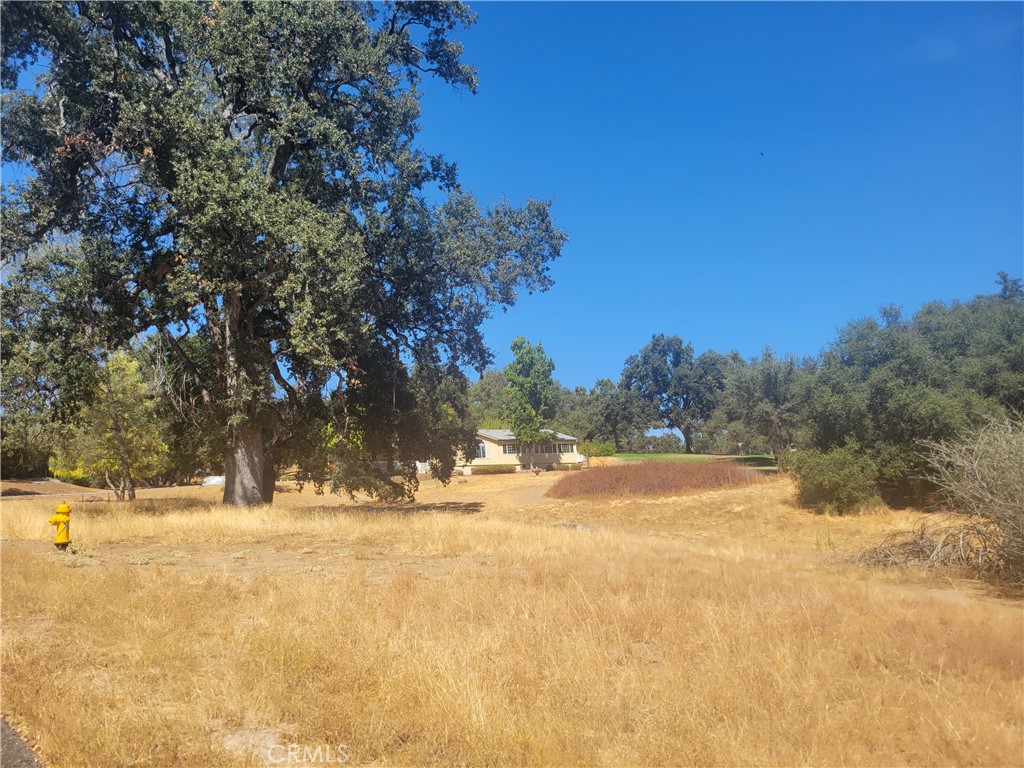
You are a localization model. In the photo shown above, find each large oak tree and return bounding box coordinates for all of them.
[2,1,565,504]
[621,334,727,453]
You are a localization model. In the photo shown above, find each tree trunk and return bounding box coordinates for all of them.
[223,423,267,506]
[683,427,694,454]
[105,470,125,502]
[104,371,136,501]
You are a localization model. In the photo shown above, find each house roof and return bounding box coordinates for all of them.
[477,429,577,442]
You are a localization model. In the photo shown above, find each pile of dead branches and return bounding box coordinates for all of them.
[856,415,1023,584]
[855,515,1004,574]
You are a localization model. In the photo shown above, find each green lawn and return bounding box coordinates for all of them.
[614,453,777,467]
[614,453,719,463]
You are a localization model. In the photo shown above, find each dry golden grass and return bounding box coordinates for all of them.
[2,476,1022,767]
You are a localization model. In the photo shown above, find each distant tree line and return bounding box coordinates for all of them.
[4,273,1020,512]
[467,274,1023,511]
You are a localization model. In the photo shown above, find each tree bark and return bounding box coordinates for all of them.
[683,426,694,454]
[223,423,267,506]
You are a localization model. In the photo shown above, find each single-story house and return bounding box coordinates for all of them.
[456,429,582,473]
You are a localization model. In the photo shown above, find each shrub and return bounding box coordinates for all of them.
[546,460,763,499]
[791,444,879,514]
[550,463,581,472]
[579,440,615,457]
[470,465,519,475]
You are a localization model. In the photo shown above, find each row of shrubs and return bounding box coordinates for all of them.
[466,464,582,476]
[546,460,764,500]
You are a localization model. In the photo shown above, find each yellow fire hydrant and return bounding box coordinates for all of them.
[48,502,71,551]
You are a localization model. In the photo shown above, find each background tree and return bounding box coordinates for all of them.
[468,369,509,429]
[722,347,804,464]
[794,283,1021,508]
[1,241,102,477]
[3,1,565,504]
[502,337,556,467]
[621,335,727,453]
[581,379,656,452]
[49,351,169,500]
[138,334,224,484]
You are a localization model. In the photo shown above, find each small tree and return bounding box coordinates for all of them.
[502,337,556,469]
[50,352,168,500]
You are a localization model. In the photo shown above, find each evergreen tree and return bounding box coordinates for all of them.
[3,2,565,504]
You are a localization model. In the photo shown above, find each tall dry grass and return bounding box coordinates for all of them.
[2,484,1022,767]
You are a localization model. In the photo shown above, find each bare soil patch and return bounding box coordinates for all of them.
[0,477,100,498]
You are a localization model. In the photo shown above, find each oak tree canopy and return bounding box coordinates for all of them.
[2,1,566,504]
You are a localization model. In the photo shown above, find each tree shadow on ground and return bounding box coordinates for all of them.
[734,456,778,469]
[74,498,221,516]
[297,501,484,518]
[0,488,39,497]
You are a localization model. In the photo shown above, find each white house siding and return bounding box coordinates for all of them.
[456,429,581,473]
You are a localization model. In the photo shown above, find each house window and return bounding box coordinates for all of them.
[540,443,555,454]
[559,443,574,454]
[503,443,519,455]
[475,441,487,459]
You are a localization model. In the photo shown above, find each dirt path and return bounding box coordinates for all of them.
[1,718,44,768]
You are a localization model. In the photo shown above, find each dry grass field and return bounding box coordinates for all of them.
[2,473,1021,767]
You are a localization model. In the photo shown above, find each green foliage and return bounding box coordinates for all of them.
[470,464,518,475]
[1,241,101,478]
[792,444,880,514]
[693,408,770,455]
[723,348,804,461]
[137,335,224,483]
[0,408,54,478]
[3,2,565,504]
[621,335,729,453]
[503,337,556,453]
[468,369,509,429]
[48,451,89,485]
[566,379,655,451]
[48,352,169,498]
[628,433,687,454]
[797,288,1020,505]
[579,440,616,457]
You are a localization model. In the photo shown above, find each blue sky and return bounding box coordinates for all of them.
[416,2,1024,389]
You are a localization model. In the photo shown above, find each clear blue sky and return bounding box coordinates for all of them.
[416,2,1024,389]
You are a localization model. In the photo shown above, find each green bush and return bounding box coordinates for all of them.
[470,464,519,475]
[792,444,879,514]
[579,440,615,457]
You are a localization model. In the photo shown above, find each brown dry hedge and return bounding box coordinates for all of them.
[546,461,765,500]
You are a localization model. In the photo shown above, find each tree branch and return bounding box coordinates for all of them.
[161,327,214,410]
